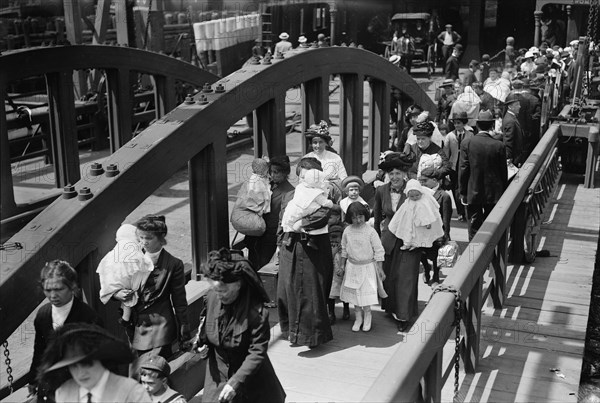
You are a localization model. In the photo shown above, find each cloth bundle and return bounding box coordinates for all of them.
[437,240,460,268]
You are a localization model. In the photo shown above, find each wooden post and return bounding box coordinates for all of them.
[147,0,165,52]
[509,202,527,263]
[462,0,482,65]
[0,75,17,219]
[565,5,579,45]
[339,73,364,174]
[115,0,135,46]
[490,230,507,309]
[105,68,133,151]
[189,136,229,280]
[463,274,482,373]
[534,11,543,47]
[63,0,87,98]
[422,349,442,402]
[253,92,287,158]
[152,75,176,119]
[301,76,329,155]
[45,71,81,187]
[368,79,390,170]
[329,5,337,46]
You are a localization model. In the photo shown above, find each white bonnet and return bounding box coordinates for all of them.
[116,224,138,243]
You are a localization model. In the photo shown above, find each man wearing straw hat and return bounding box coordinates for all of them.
[274,32,292,55]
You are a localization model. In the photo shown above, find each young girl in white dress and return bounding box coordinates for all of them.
[338,202,387,332]
[388,179,444,250]
[97,224,154,325]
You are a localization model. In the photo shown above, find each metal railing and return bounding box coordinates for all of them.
[362,123,561,402]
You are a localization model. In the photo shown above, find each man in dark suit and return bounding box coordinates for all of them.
[445,44,462,80]
[462,60,479,87]
[459,110,508,240]
[510,79,541,160]
[501,93,525,166]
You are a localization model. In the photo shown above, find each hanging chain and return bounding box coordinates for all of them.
[588,0,599,43]
[593,0,599,43]
[2,341,14,395]
[429,284,463,398]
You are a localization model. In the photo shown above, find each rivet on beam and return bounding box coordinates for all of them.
[89,162,104,176]
[184,94,195,104]
[196,94,209,105]
[215,83,226,93]
[202,83,213,93]
[62,184,77,199]
[105,164,120,177]
[78,187,93,201]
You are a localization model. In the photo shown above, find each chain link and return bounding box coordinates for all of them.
[588,0,599,43]
[2,340,14,395]
[429,284,462,398]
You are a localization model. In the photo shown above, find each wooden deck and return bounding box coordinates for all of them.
[266,173,599,403]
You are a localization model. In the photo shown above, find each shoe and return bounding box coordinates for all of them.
[328,312,336,325]
[342,304,350,320]
[397,321,410,332]
[352,308,363,332]
[423,272,430,284]
[362,308,372,332]
[458,215,466,222]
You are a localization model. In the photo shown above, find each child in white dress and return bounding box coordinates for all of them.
[338,202,387,332]
[281,168,333,233]
[388,179,445,250]
[96,224,153,325]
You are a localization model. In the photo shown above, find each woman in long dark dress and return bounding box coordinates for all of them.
[277,157,334,347]
[244,155,295,269]
[196,248,285,403]
[373,151,422,332]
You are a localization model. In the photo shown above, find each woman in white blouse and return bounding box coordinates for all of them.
[303,120,348,182]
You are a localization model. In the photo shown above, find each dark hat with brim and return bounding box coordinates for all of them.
[476,110,495,122]
[44,326,133,373]
[378,151,416,171]
[450,111,469,122]
[341,175,365,190]
[454,44,463,52]
[503,93,520,105]
[440,79,454,88]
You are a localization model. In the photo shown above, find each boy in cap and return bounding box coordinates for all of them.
[445,43,462,81]
[437,24,462,64]
[139,355,186,403]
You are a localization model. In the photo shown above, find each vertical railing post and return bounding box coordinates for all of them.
[368,79,390,170]
[509,202,527,263]
[253,92,287,158]
[105,68,133,152]
[463,274,482,373]
[189,136,230,280]
[490,230,508,309]
[301,76,329,155]
[339,73,364,174]
[153,75,176,119]
[0,75,17,219]
[422,349,442,402]
[45,71,81,188]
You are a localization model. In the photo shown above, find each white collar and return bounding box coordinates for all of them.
[79,369,110,402]
[51,297,74,329]
[431,183,440,192]
[507,110,517,117]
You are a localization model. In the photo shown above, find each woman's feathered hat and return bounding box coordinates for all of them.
[378,150,416,172]
[305,120,332,143]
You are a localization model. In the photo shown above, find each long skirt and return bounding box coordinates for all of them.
[277,233,334,347]
[381,239,422,321]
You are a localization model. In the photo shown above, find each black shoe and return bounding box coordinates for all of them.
[342,304,350,320]
[328,312,336,325]
[397,321,410,332]
[423,271,430,284]
[458,215,466,222]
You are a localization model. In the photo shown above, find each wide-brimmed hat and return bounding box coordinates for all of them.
[378,150,416,171]
[504,93,520,105]
[413,121,435,137]
[140,355,171,377]
[450,111,468,122]
[476,110,495,122]
[305,120,332,143]
[445,24,453,29]
[389,55,401,64]
[279,32,289,40]
[524,51,535,59]
[298,35,307,43]
[440,78,454,88]
[341,175,364,190]
[405,104,423,117]
[454,44,463,52]
[44,324,133,373]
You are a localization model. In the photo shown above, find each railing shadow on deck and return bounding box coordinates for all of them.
[361,123,568,402]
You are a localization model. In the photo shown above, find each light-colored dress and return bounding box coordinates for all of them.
[339,223,387,306]
[304,150,348,181]
[97,224,153,307]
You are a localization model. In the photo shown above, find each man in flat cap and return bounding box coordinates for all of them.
[437,24,462,65]
[445,43,462,81]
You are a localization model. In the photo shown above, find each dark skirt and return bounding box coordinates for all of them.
[277,232,334,347]
[381,239,422,321]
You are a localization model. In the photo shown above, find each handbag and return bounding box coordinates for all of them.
[437,240,460,268]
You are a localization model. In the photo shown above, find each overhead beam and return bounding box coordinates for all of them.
[92,0,112,45]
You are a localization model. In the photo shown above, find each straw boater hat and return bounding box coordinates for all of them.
[341,175,365,191]
[279,32,289,40]
[305,120,332,143]
[389,55,401,65]
[440,78,454,88]
[450,111,468,123]
[298,35,307,44]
